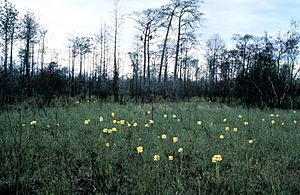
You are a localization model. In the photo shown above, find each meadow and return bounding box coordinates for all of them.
[0,100,299,194]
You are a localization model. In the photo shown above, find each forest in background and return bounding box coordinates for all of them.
[0,0,300,109]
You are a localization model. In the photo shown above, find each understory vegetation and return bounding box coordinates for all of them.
[0,100,299,194]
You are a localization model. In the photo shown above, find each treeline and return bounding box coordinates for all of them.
[0,0,299,109]
[205,30,300,108]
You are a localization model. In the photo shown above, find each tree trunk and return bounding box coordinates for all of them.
[172,15,182,99]
[25,35,31,97]
[41,31,46,71]
[9,25,14,73]
[147,32,151,94]
[113,8,119,103]
[31,44,34,77]
[163,47,168,99]
[143,30,147,92]
[4,30,9,75]
[159,12,174,83]
[79,53,83,77]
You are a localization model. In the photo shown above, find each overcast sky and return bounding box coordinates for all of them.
[9,0,300,65]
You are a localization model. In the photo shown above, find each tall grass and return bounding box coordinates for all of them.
[0,101,299,194]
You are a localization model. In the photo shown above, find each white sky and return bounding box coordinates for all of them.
[8,0,300,67]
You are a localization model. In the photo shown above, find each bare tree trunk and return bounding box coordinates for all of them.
[147,33,151,94]
[184,47,188,95]
[68,45,71,80]
[9,25,15,73]
[113,0,120,102]
[172,15,182,99]
[41,30,47,71]
[31,44,35,77]
[159,11,174,83]
[163,47,168,99]
[113,26,119,102]
[71,52,75,82]
[143,31,147,93]
[25,35,31,97]
[4,31,9,75]
[79,53,83,77]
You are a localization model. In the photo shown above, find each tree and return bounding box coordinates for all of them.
[0,0,18,75]
[112,0,124,102]
[77,36,92,77]
[19,11,39,96]
[158,3,178,83]
[205,33,225,100]
[172,0,204,99]
[39,28,47,71]
[132,8,160,97]
[68,37,79,82]
[232,34,254,77]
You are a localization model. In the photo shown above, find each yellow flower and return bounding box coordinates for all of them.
[99,116,104,122]
[293,110,296,114]
[105,143,110,147]
[133,122,138,127]
[46,125,50,128]
[219,134,224,139]
[137,146,143,153]
[153,154,160,161]
[293,120,297,124]
[112,127,117,132]
[168,156,174,161]
[244,121,249,126]
[149,119,154,124]
[177,119,180,122]
[197,121,202,125]
[233,127,238,132]
[120,120,125,125]
[270,114,274,117]
[103,128,108,133]
[146,110,151,115]
[127,123,131,127]
[248,139,254,144]
[225,127,230,131]
[212,154,222,163]
[108,129,113,134]
[22,124,26,127]
[112,120,117,124]
[145,124,150,128]
[161,134,167,139]
[238,115,242,119]
[84,119,90,125]
[276,114,279,117]
[76,101,80,104]
[56,123,60,126]
[30,120,37,126]
[164,114,168,118]
[111,112,115,117]
[173,114,177,118]
[271,120,276,125]
[178,148,183,153]
[223,118,227,123]
[172,137,178,143]
[281,122,285,126]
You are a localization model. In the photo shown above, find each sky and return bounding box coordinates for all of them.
[8,0,300,66]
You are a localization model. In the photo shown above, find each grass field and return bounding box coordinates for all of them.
[0,101,300,194]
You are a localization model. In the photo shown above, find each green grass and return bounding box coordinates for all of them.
[0,101,300,194]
